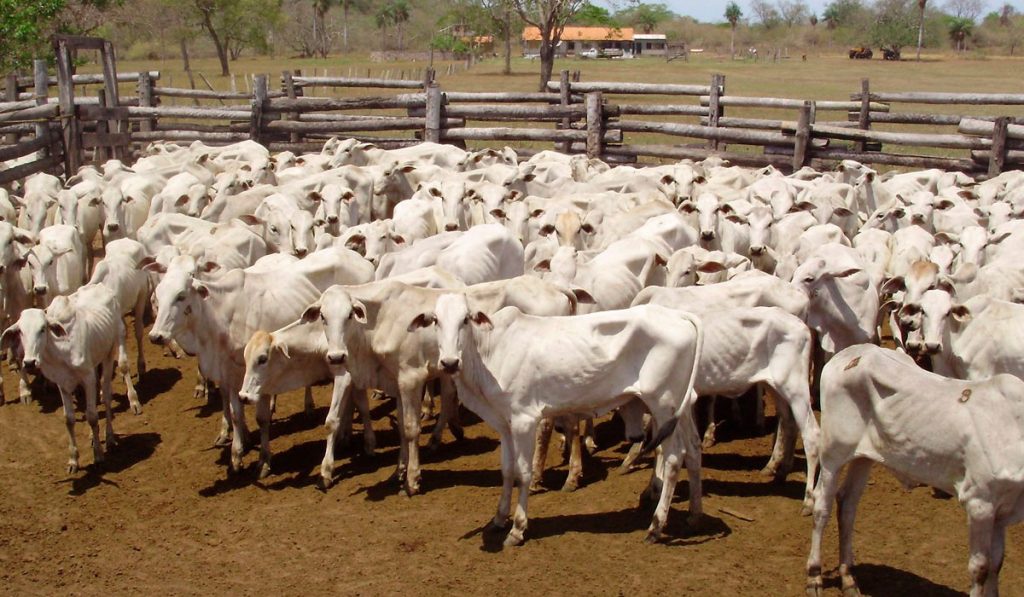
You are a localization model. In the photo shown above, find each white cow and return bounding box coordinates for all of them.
[807,343,1024,597]
[89,238,151,376]
[25,224,86,307]
[0,284,141,473]
[426,295,703,546]
[375,224,523,285]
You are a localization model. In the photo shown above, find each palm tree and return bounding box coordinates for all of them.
[313,0,334,59]
[375,3,394,50]
[948,16,973,52]
[725,2,742,60]
[916,0,927,61]
[391,0,411,51]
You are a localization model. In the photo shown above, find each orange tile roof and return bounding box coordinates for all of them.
[521,26,634,42]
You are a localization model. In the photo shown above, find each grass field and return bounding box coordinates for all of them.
[70,50,1024,164]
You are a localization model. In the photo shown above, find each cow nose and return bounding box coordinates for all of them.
[700,230,715,241]
[22,358,38,372]
[911,214,925,223]
[294,247,308,257]
[149,331,168,345]
[440,358,460,374]
[33,285,46,295]
[750,245,765,256]
[924,342,941,354]
[326,215,339,224]
[238,390,256,403]
[106,223,120,233]
[444,223,459,231]
[326,351,347,365]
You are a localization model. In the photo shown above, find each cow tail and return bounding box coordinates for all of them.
[640,310,704,455]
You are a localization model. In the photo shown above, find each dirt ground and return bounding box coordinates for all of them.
[1,329,1021,596]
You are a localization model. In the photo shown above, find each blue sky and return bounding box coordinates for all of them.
[604,1,1024,24]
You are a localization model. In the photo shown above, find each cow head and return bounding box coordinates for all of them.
[913,288,972,356]
[239,330,284,403]
[2,308,64,372]
[418,292,492,375]
[305,286,368,368]
[148,255,201,346]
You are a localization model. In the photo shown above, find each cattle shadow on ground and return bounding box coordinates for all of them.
[136,366,182,404]
[701,477,807,501]
[61,431,161,496]
[702,451,805,473]
[471,508,731,553]
[530,451,615,493]
[849,563,966,597]
[352,465,503,503]
[420,434,498,463]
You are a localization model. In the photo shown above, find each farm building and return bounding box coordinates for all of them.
[521,26,637,57]
[633,33,668,56]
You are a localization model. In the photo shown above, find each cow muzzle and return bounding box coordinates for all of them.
[444,222,459,232]
[750,245,765,256]
[326,215,339,224]
[326,351,347,366]
[700,230,716,241]
[238,390,258,404]
[106,223,120,232]
[149,331,169,345]
[439,358,461,374]
[923,342,941,355]
[22,358,38,373]
[33,285,47,296]
[294,247,309,258]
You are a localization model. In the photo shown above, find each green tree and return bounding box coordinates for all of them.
[340,0,371,51]
[0,0,64,73]
[725,1,742,58]
[573,2,615,25]
[871,0,917,57]
[391,0,411,51]
[513,0,587,92]
[618,3,673,33]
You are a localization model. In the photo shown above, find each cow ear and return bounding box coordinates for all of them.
[88,195,102,206]
[530,208,544,218]
[533,259,551,272]
[0,324,20,353]
[342,190,355,202]
[237,214,262,227]
[950,304,972,323]
[659,174,675,185]
[505,190,523,202]
[300,303,321,323]
[175,194,189,207]
[390,233,406,245]
[891,207,906,219]
[880,276,906,295]
[344,233,365,252]
[933,231,958,244]
[139,256,167,274]
[580,222,595,234]
[696,260,726,273]
[12,229,35,245]
[350,300,368,324]
[489,208,506,220]
[833,207,855,218]
[571,288,596,304]
[725,213,747,224]
[192,281,211,299]
[677,201,696,214]
[654,253,668,267]
[276,341,290,360]
[936,276,956,293]
[48,322,67,338]
[407,312,435,332]
[199,260,220,274]
[308,191,322,203]
[832,267,861,278]
[933,198,955,210]
[470,311,492,329]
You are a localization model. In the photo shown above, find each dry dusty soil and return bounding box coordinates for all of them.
[1,327,1022,596]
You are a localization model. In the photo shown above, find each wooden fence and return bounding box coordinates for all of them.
[4,37,1024,186]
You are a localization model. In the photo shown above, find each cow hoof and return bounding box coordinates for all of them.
[701,436,717,450]
[131,404,143,416]
[319,473,334,491]
[584,437,598,454]
[503,531,524,547]
[451,427,465,441]
[800,501,814,517]
[643,529,661,544]
[759,465,778,477]
[20,395,33,406]
[258,462,271,480]
[842,587,861,597]
[485,518,509,533]
[67,461,79,474]
[687,513,703,528]
[560,479,579,492]
[425,437,442,453]
[528,482,544,494]
[106,434,119,449]
[805,586,824,597]
[213,433,231,447]
[404,482,421,497]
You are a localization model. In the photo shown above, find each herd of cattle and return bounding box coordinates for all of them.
[1,137,1022,595]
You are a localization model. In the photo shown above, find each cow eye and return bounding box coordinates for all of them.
[463,316,470,325]
[257,354,268,365]
[269,225,279,234]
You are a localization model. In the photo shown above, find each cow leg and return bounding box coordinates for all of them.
[337,384,356,449]
[214,385,232,447]
[966,501,996,597]
[428,377,461,450]
[100,356,117,449]
[582,416,597,454]
[194,372,208,401]
[788,393,822,517]
[645,424,683,543]
[836,458,872,597]
[13,351,32,404]
[227,389,247,474]
[255,394,273,479]
[117,325,141,414]
[682,407,703,525]
[59,386,79,473]
[530,417,554,493]
[303,386,314,416]
[133,295,146,375]
[702,396,718,449]
[561,416,583,492]
[763,398,796,480]
[753,386,766,435]
[354,387,376,456]
[398,378,425,496]
[490,429,515,531]
[83,371,103,467]
[320,374,350,487]
[806,462,843,597]
[618,404,649,472]
[988,519,1007,597]
[504,415,539,547]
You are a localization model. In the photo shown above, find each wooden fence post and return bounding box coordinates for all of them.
[585,91,603,160]
[100,40,125,160]
[95,88,110,163]
[424,82,443,144]
[708,73,724,151]
[4,73,18,145]
[33,60,50,163]
[282,70,300,144]
[989,116,1009,177]
[138,71,155,132]
[559,69,571,153]
[856,78,871,152]
[792,100,814,171]
[250,74,268,145]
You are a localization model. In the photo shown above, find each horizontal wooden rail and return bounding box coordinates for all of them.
[547,81,711,95]
[854,91,1024,105]
[291,76,424,89]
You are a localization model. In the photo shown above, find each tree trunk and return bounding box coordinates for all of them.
[199,8,231,76]
[503,7,512,75]
[342,2,350,52]
[398,23,404,51]
[538,39,556,92]
[916,7,925,61]
[730,24,736,59]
